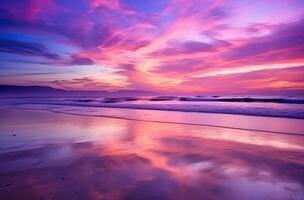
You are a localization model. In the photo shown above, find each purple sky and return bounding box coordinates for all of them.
[0,0,304,94]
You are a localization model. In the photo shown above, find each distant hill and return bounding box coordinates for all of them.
[0,85,159,97]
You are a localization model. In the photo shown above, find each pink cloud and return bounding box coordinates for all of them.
[1,0,304,94]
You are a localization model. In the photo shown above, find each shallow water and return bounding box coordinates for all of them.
[0,108,304,200]
[2,96,304,119]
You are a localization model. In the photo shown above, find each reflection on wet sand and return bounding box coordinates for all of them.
[0,108,304,200]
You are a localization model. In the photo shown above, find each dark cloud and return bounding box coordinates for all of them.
[0,72,60,77]
[0,0,31,20]
[51,77,92,85]
[0,38,59,59]
[120,0,169,14]
[128,40,151,50]
[0,0,114,49]
[51,77,113,89]
[150,40,230,56]
[179,41,213,52]
[226,19,304,62]
[205,6,231,20]
[69,55,94,65]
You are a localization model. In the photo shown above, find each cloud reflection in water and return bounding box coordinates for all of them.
[0,108,303,200]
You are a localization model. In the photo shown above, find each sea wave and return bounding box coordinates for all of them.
[178,96,304,104]
[1,96,304,119]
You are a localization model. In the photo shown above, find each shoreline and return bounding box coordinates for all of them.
[10,107,303,136]
[8,101,304,119]
[2,104,304,135]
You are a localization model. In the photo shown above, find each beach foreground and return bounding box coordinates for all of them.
[0,108,304,200]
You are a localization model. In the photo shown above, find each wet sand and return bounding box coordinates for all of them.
[0,108,304,200]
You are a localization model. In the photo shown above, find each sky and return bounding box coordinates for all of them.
[0,0,304,95]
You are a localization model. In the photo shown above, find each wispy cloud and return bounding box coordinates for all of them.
[0,0,304,94]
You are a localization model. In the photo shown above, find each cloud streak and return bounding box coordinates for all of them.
[0,0,304,94]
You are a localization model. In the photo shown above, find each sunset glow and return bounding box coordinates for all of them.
[1,0,304,94]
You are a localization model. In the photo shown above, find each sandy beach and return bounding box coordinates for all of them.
[1,107,303,200]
